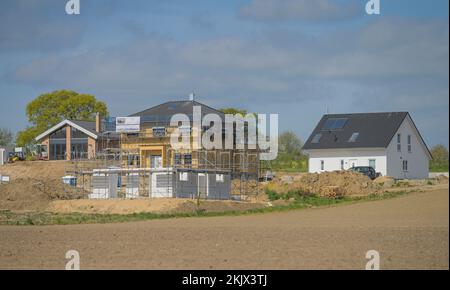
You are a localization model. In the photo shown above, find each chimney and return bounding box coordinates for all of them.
[95,112,101,133]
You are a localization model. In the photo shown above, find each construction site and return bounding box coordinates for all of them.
[1,99,449,216]
[64,146,262,202]
[1,100,271,208]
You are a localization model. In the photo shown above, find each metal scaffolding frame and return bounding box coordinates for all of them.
[65,131,264,201]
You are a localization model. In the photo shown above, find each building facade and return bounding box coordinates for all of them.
[35,115,102,160]
[303,112,432,179]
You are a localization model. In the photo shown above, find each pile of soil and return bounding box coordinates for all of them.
[267,171,379,197]
[0,177,85,211]
[231,179,263,197]
[436,175,449,184]
[373,176,396,188]
[0,161,67,180]
[0,161,85,211]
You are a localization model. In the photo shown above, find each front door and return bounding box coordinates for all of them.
[150,155,163,169]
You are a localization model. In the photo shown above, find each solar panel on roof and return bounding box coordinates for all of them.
[322,118,348,130]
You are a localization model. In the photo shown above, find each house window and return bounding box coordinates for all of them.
[184,154,192,165]
[216,174,224,182]
[348,132,360,143]
[397,134,401,152]
[179,172,189,181]
[311,133,322,144]
[128,154,140,166]
[340,160,345,170]
[174,153,182,165]
[407,135,412,153]
[320,160,325,171]
[369,159,376,171]
[402,160,408,172]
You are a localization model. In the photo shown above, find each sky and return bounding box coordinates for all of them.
[0,0,448,147]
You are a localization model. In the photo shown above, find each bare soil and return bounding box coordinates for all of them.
[1,161,448,215]
[269,171,378,197]
[0,187,448,270]
[47,198,265,215]
[0,161,85,211]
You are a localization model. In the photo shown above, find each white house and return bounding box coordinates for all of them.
[302,112,432,179]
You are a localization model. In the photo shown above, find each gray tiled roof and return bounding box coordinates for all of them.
[129,100,225,123]
[70,120,98,136]
[302,112,410,150]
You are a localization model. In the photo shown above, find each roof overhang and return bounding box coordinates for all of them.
[35,120,98,142]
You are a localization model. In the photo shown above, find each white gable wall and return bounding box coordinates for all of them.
[308,148,387,176]
[386,115,430,179]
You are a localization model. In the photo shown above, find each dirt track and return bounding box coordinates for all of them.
[0,188,448,270]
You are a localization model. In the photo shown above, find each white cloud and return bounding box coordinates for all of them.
[6,18,449,145]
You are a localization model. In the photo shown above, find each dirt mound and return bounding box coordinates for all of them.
[0,177,85,212]
[0,161,67,180]
[0,161,86,211]
[267,171,379,197]
[374,176,396,188]
[436,175,449,184]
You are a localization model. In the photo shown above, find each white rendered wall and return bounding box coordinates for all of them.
[386,116,430,179]
[307,148,387,176]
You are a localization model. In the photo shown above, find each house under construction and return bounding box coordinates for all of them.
[55,98,264,200]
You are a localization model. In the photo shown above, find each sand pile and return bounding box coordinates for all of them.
[0,177,86,211]
[0,161,86,211]
[436,175,449,184]
[0,161,67,180]
[373,176,396,188]
[267,171,379,198]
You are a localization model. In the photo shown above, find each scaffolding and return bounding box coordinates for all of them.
[65,131,264,201]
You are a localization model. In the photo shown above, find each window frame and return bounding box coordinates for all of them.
[407,135,412,153]
[402,160,408,172]
[348,132,360,143]
[179,172,189,182]
[216,174,224,183]
[311,133,322,144]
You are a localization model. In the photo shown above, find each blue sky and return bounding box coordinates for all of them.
[0,0,448,147]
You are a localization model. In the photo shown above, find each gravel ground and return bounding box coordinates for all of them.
[0,187,448,270]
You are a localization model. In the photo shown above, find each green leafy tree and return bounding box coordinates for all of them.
[0,128,14,147]
[220,108,248,115]
[270,131,308,172]
[16,90,108,146]
[279,131,303,156]
[430,144,449,172]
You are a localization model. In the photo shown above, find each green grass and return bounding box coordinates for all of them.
[0,190,409,226]
[429,165,449,173]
